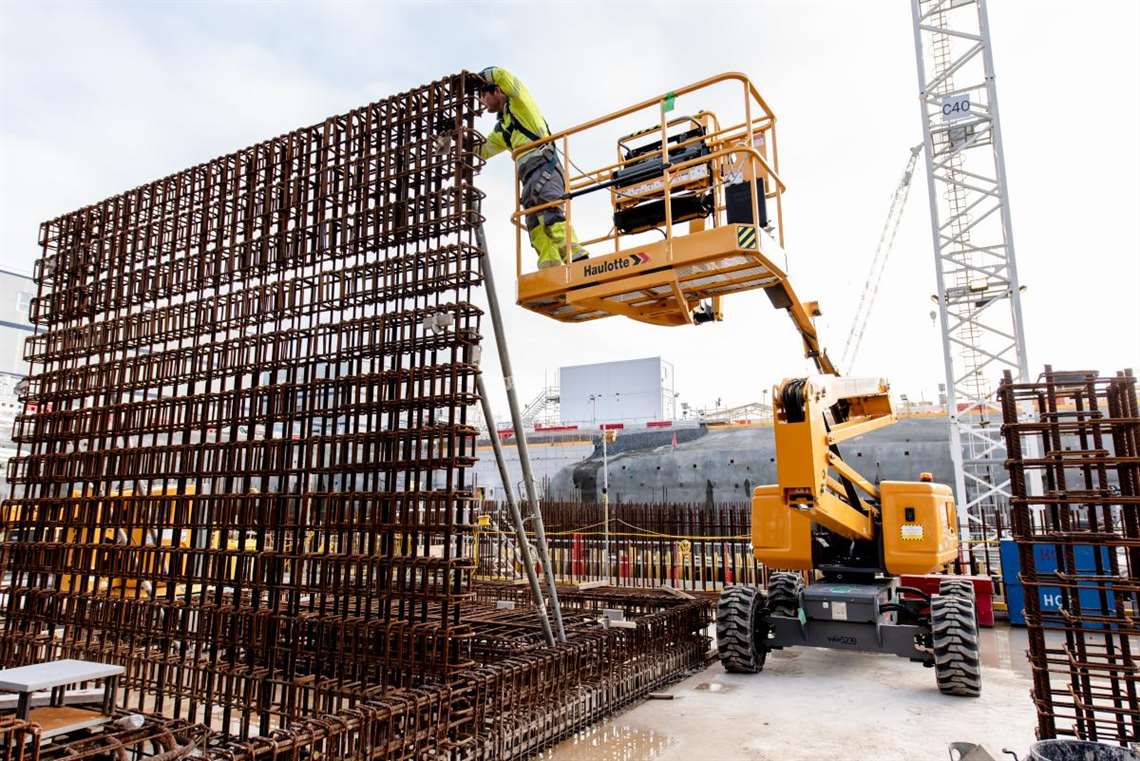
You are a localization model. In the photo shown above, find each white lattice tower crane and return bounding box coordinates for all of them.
[910,0,1035,570]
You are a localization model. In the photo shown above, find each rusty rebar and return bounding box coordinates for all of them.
[999,366,1139,746]
[2,72,486,740]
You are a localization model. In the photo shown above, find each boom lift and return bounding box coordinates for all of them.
[729,375,980,696]
[493,73,981,696]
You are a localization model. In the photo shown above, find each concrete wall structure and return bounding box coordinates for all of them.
[0,269,34,379]
[0,269,34,499]
[471,417,955,506]
[471,438,595,501]
[550,417,955,504]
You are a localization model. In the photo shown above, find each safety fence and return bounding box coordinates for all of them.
[474,500,766,591]
[999,367,1139,746]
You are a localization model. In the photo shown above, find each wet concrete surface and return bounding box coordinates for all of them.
[545,622,1038,761]
[538,723,676,760]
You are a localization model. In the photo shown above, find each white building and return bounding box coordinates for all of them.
[559,357,675,425]
[0,269,34,380]
[0,269,35,496]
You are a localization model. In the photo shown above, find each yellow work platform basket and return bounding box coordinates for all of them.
[509,73,815,332]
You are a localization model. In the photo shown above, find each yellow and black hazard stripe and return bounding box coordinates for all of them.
[736,225,758,250]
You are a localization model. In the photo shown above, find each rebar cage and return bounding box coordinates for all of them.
[2,71,487,738]
[0,71,714,760]
[999,367,1140,746]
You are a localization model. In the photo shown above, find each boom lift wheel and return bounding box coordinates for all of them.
[766,572,804,617]
[939,578,976,601]
[717,585,767,674]
[931,590,982,697]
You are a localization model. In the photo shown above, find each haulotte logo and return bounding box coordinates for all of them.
[583,252,650,277]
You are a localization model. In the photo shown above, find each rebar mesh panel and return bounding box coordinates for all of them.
[1,72,487,740]
[999,367,1140,746]
[197,587,710,761]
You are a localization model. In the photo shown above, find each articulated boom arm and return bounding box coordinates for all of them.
[771,375,896,541]
[762,282,836,375]
[754,374,958,575]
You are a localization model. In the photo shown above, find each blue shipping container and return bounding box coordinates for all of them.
[999,539,1114,627]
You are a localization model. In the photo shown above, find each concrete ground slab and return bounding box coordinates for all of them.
[545,625,1036,761]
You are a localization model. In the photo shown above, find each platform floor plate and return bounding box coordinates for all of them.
[517,224,784,326]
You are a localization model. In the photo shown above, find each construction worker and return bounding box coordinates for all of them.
[441,67,585,269]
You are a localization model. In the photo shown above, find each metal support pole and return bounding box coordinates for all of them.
[475,223,567,642]
[910,0,1041,570]
[602,430,610,582]
[475,372,555,646]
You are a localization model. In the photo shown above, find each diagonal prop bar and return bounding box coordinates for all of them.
[474,221,566,642]
[474,370,556,645]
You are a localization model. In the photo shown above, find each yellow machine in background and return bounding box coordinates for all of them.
[56,485,254,598]
[501,72,982,697]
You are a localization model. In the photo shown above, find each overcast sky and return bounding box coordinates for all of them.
[2,1,1137,421]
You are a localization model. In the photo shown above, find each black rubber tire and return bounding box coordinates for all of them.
[717,584,766,674]
[766,572,804,617]
[939,578,976,602]
[931,593,982,697]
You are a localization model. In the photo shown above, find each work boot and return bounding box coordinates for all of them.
[547,221,587,264]
[560,242,588,264]
[530,227,564,270]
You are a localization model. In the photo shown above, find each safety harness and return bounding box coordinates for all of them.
[497,104,558,183]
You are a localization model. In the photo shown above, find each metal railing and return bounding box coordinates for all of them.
[475,499,765,592]
[507,72,787,276]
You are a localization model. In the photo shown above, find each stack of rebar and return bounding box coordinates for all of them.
[1,72,487,739]
[192,586,710,760]
[999,366,1139,746]
[454,592,709,760]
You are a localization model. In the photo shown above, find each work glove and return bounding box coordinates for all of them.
[433,132,454,155]
[432,115,455,155]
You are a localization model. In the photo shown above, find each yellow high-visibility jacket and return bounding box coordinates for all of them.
[477,67,551,168]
